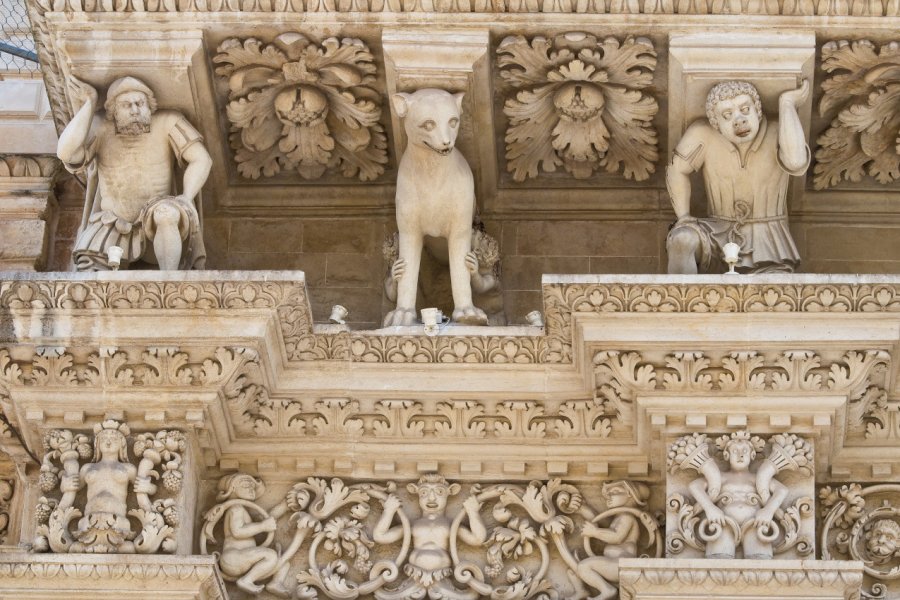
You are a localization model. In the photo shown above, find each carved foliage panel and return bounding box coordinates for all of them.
[498,32,659,183]
[201,474,661,599]
[214,33,388,182]
[815,40,900,190]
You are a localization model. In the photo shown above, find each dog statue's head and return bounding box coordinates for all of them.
[392,89,464,157]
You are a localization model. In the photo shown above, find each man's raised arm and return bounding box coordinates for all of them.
[777,79,811,173]
[57,77,98,167]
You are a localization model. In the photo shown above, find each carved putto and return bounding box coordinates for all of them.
[814,40,900,190]
[498,32,658,182]
[201,474,660,598]
[666,431,814,560]
[821,483,900,598]
[214,32,388,182]
[33,420,186,554]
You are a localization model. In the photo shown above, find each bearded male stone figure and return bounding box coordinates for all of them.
[57,76,212,271]
[666,80,810,274]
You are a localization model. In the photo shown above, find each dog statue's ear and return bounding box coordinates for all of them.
[453,92,465,114]
[392,93,413,118]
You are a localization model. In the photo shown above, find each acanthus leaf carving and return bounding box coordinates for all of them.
[814,40,900,189]
[498,32,659,182]
[214,33,388,182]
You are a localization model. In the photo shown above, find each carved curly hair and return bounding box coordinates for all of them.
[705,81,762,132]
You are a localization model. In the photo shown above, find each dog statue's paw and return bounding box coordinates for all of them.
[383,308,418,327]
[452,305,488,326]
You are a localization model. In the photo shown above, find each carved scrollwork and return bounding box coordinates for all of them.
[594,349,890,435]
[815,40,900,190]
[214,33,388,182]
[33,420,186,554]
[498,32,658,182]
[666,431,814,560]
[202,474,659,599]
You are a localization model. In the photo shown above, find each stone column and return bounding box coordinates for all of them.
[0,155,60,271]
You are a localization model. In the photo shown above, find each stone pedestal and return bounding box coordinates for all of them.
[0,552,226,599]
[0,155,59,271]
[619,559,863,599]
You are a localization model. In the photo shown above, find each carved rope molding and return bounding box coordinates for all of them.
[214,33,388,182]
[815,40,900,190]
[593,348,892,438]
[498,32,659,182]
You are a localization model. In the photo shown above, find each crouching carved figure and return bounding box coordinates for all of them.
[383,89,488,327]
[201,473,304,597]
[200,473,662,599]
[33,420,186,554]
[667,431,815,560]
[57,76,212,271]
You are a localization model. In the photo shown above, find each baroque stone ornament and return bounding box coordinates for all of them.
[814,40,900,190]
[201,474,301,596]
[666,431,814,560]
[384,89,487,327]
[0,478,13,545]
[200,475,660,599]
[821,483,900,599]
[666,80,810,274]
[33,420,186,554]
[58,76,212,271]
[498,32,659,182]
[214,33,388,182]
[383,227,506,326]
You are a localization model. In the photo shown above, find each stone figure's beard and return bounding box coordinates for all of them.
[115,115,151,136]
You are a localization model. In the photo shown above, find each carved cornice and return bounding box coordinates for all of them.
[4,276,900,368]
[619,559,863,600]
[0,553,226,599]
[815,40,900,190]
[0,155,60,179]
[593,349,891,438]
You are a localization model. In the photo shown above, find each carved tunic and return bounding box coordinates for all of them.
[64,110,205,270]
[672,118,809,272]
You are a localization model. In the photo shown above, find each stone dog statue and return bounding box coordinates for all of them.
[383,89,488,327]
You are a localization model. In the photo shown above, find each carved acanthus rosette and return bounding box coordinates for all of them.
[814,40,900,190]
[33,420,186,554]
[498,32,658,182]
[215,33,388,182]
[821,483,900,599]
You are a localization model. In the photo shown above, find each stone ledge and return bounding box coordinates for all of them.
[0,552,226,599]
[619,558,863,599]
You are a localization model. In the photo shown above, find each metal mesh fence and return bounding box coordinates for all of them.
[0,0,39,74]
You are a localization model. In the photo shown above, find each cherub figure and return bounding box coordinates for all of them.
[373,474,487,599]
[866,519,900,565]
[69,421,138,552]
[560,480,653,600]
[689,432,788,559]
[202,474,293,597]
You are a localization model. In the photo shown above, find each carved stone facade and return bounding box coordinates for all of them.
[2,0,900,595]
